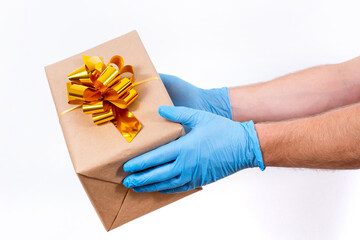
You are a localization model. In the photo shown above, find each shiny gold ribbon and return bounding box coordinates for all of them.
[60,55,158,142]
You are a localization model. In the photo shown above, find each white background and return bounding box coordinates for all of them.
[1,0,360,239]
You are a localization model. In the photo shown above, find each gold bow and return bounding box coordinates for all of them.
[61,55,155,142]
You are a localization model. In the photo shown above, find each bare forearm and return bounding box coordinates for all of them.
[255,103,360,169]
[230,57,360,123]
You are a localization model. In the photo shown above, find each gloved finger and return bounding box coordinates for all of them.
[123,140,179,173]
[158,73,175,89]
[158,105,202,128]
[159,73,194,107]
[158,182,195,194]
[123,162,179,188]
[183,125,192,134]
[132,176,189,193]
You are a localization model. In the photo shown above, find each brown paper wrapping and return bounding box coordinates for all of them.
[45,30,199,231]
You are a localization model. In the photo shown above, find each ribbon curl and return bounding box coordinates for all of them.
[62,55,152,142]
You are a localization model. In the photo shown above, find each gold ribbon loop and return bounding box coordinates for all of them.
[108,55,124,70]
[66,82,102,104]
[83,56,103,71]
[84,56,105,81]
[67,65,89,82]
[61,55,158,142]
[92,108,115,125]
[104,78,132,100]
[94,65,119,90]
[119,65,134,82]
[82,101,105,115]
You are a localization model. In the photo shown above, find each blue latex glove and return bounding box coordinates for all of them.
[160,73,232,119]
[123,106,265,193]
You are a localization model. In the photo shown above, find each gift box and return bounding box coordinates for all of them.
[45,30,199,231]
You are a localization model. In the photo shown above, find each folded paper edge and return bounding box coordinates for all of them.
[79,171,202,231]
[106,124,192,231]
[108,188,130,231]
[77,173,128,230]
[109,188,202,231]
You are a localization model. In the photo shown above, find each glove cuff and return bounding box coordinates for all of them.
[203,87,232,119]
[243,120,266,171]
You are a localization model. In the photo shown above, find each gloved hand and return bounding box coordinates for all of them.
[123,106,265,193]
[160,73,232,119]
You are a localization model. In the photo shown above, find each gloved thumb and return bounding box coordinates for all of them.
[158,73,173,86]
[158,105,202,127]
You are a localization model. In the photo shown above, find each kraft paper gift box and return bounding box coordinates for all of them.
[45,30,199,231]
